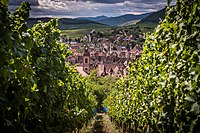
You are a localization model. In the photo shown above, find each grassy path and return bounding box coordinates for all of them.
[81,113,119,133]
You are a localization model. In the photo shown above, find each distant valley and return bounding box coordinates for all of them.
[26,8,166,30]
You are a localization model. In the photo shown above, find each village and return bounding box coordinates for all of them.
[61,29,144,77]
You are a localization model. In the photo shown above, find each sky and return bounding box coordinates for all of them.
[8,0,176,18]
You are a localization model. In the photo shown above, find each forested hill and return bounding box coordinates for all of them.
[77,15,109,22]
[26,17,109,30]
[136,8,166,25]
[98,13,151,26]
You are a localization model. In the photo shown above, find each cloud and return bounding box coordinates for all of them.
[8,0,176,18]
[38,0,68,9]
[9,0,39,5]
[81,0,125,4]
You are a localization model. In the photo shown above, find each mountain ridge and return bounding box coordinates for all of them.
[77,15,109,22]
[76,13,152,26]
[136,8,166,25]
[98,13,152,26]
[26,17,109,30]
[25,9,166,30]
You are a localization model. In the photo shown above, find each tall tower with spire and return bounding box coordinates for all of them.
[83,46,90,73]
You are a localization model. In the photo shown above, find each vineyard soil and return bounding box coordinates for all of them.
[81,113,120,133]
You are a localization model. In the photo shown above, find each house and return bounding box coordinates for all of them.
[65,29,144,77]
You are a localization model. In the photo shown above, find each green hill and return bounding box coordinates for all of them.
[119,20,140,26]
[26,18,109,30]
[136,8,166,26]
[98,13,151,26]
[77,15,109,22]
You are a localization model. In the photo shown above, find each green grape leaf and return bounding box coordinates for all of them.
[191,102,200,115]
[1,0,9,6]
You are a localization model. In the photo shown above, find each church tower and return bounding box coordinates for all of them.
[83,47,90,73]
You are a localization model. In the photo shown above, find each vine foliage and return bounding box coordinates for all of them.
[0,2,96,132]
[105,0,200,132]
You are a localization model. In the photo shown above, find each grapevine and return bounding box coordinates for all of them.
[105,0,200,132]
[0,1,96,132]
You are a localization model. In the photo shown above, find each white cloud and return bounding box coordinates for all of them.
[9,0,176,18]
[38,0,68,9]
